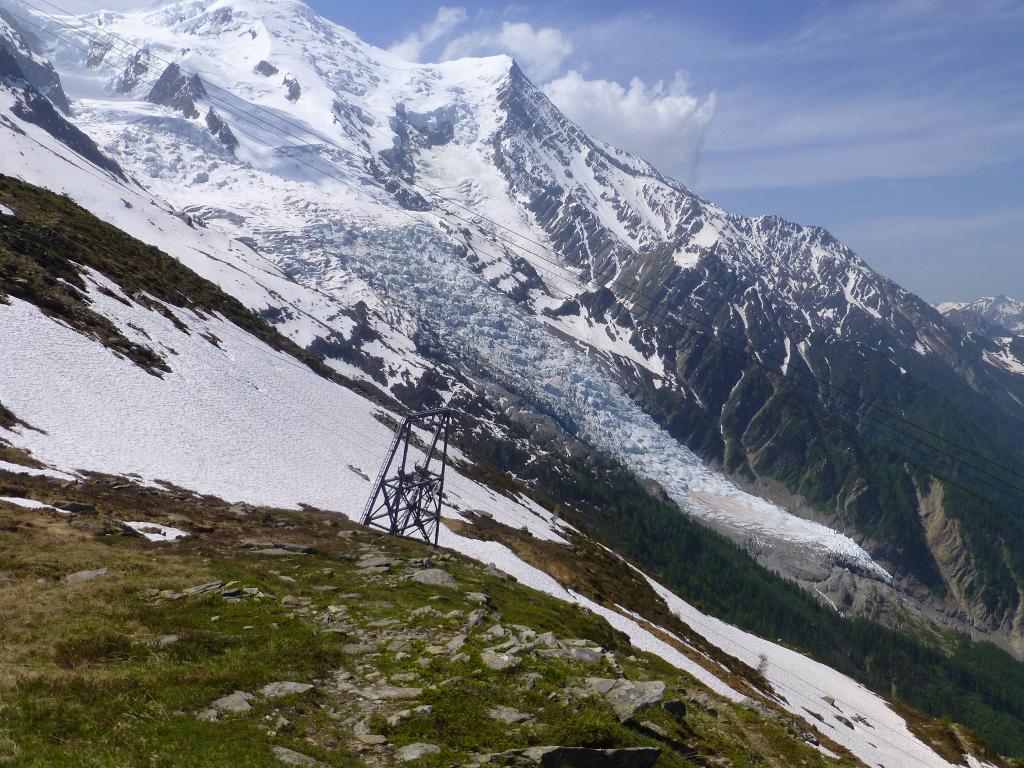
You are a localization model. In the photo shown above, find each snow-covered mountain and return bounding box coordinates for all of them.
[3,1,1024,762]
[939,295,1024,337]
[4,0,1024,656]
[0,114,1007,768]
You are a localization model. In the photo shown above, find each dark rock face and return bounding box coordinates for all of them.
[254,59,278,77]
[2,48,124,179]
[0,9,71,113]
[86,40,112,68]
[147,63,206,119]
[379,102,458,182]
[283,74,301,102]
[205,107,238,151]
[115,49,150,94]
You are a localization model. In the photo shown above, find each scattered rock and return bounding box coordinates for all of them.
[153,634,179,648]
[261,681,314,698]
[354,733,387,745]
[409,568,459,590]
[395,743,440,762]
[239,539,315,555]
[209,690,254,713]
[359,684,422,700]
[342,642,379,655]
[483,746,660,767]
[357,554,399,570]
[585,678,666,721]
[464,591,490,605]
[569,648,604,663]
[481,651,517,671]
[535,632,558,649]
[272,745,323,765]
[183,581,222,596]
[488,705,532,724]
[254,60,279,77]
[65,568,108,583]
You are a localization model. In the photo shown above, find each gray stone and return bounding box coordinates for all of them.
[360,684,422,700]
[239,539,315,554]
[260,681,314,698]
[409,568,459,590]
[252,548,308,556]
[585,678,666,721]
[272,746,323,765]
[395,743,441,762]
[357,554,399,570]
[488,705,532,724]
[65,568,108,583]
[569,648,604,663]
[185,581,223,598]
[464,591,490,605]
[354,733,387,745]
[532,630,557,651]
[210,690,254,713]
[154,634,179,648]
[342,642,379,655]
[484,746,660,767]
[481,651,517,670]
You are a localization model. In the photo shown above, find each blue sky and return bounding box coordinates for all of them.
[308,0,1023,303]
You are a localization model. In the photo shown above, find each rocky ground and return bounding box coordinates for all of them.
[0,462,860,767]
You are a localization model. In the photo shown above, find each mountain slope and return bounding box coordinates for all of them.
[7,170,1019,767]
[3,9,1024,761]
[5,0,1023,661]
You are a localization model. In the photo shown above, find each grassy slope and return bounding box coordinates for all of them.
[460,434,1024,758]
[0,468,856,768]
[0,173,1018,761]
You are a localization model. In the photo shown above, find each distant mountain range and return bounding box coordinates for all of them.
[939,295,1024,337]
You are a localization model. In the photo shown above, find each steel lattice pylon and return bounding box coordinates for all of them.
[360,408,452,545]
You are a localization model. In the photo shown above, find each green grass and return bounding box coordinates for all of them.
[0,477,862,768]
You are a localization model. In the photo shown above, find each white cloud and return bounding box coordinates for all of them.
[388,6,467,62]
[443,21,573,81]
[543,71,717,181]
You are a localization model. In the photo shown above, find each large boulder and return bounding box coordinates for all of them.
[409,568,459,590]
[585,678,666,721]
